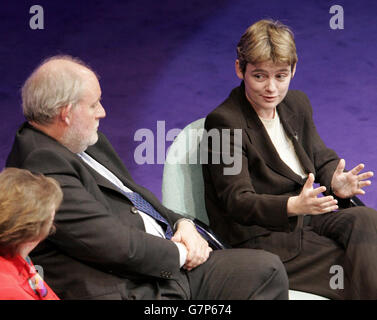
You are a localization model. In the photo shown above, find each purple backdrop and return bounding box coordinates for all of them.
[1,0,376,209]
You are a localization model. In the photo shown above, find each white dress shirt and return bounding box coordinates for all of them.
[259,111,307,179]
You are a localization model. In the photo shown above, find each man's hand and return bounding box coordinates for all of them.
[287,173,339,216]
[171,220,212,271]
[331,159,374,199]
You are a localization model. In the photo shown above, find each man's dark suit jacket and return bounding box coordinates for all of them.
[6,123,187,300]
[202,82,346,262]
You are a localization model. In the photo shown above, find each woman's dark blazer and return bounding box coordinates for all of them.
[202,82,344,262]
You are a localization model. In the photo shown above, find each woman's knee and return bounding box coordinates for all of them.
[341,206,377,226]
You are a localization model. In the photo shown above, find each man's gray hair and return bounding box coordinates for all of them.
[21,55,96,125]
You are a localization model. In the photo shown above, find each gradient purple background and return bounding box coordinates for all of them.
[1,0,376,208]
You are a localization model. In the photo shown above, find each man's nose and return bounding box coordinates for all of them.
[97,103,106,118]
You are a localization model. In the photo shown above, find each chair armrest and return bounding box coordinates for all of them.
[350,196,365,207]
[192,218,232,250]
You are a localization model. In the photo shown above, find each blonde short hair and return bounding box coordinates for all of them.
[0,168,63,257]
[237,19,298,73]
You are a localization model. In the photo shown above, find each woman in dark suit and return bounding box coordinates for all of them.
[203,19,377,299]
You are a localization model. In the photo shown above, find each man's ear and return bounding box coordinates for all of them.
[59,104,73,126]
[235,60,244,80]
[291,63,297,78]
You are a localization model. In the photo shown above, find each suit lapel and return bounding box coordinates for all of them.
[238,85,313,185]
[83,146,155,204]
[278,100,316,176]
[76,153,121,194]
[82,147,174,227]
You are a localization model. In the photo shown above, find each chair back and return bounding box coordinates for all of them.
[162,118,209,224]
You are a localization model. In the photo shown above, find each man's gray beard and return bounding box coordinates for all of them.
[60,128,94,154]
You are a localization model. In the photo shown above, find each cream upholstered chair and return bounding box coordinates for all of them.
[161,118,329,300]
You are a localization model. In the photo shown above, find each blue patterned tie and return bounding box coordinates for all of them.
[124,192,173,239]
